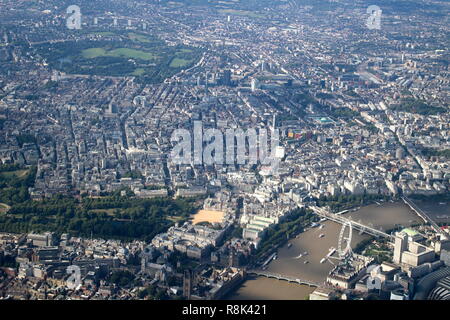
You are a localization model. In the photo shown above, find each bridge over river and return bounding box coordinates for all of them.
[247,269,320,287]
[307,205,393,239]
[402,196,446,237]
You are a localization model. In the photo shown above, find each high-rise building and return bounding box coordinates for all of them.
[394,231,435,267]
[106,101,118,116]
[393,232,408,264]
[222,70,231,86]
[261,61,268,72]
[251,78,259,92]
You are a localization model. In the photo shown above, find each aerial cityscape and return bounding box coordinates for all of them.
[0,0,449,303]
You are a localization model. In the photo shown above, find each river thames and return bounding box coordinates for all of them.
[227,200,424,300]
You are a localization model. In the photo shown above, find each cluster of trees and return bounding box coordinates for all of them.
[0,194,198,241]
[0,253,18,269]
[353,238,374,254]
[23,94,40,101]
[109,270,136,287]
[35,36,202,84]
[43,80,58,90]
[0,164,24,172]
[391,99,446,115]
[354,238,392,264]
[254,208,313,260]
[0,166,36,204]
[137,284,170,300]
[317,194,390,213]
[327,107,360,120]
[316,92,334,100]
[363,123,378,133]
[79,56,137,77]
[230,226,243,239]
[15,134,37,147]
[422,148,450,159]
[121,170,143,179]
[292,92,316,107]
[167,251,198,273]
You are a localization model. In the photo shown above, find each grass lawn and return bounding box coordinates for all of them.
[0,169,29,179]
[82,47,157,61]
[0,203,10,214]
[109,48,157,60]
[166,215,185,222]
[132,68,146,76]
[89,208,118,217]
[218,8,265,19]
[92,32,115,37]
[128,33,151,43]
[37,35,202,82]
[169,58,192,68]
[82,48,107,59]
